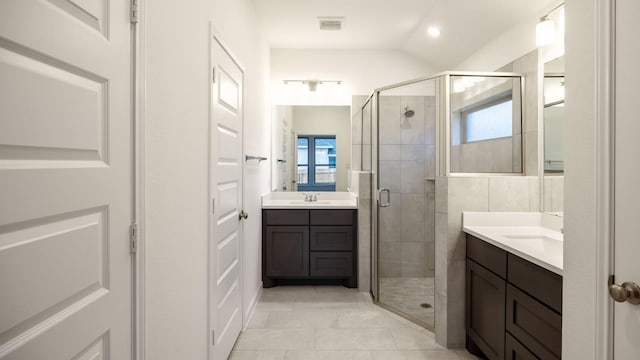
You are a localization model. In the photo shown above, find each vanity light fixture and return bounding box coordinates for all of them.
[536,15,556,46]
[283,79,342,93]
[536,3,564,46]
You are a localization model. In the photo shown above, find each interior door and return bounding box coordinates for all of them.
[209,33,244,360]
[613,1,640,358]
[0,0,133,359]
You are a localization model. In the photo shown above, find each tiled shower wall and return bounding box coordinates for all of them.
[351,96,373,292]
[356,172,372,292]
[434,50,542,347]
[504,50,539,176]
[377,95,436,279]
[543,176,564,213]
[434,176,540,346]
[351,95,368,173]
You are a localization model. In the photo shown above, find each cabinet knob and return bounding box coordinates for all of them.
[608,279,640,305]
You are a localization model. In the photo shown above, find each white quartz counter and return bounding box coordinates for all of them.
[463,212,563,275]
[262,191,358,209]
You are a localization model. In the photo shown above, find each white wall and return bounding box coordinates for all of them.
[271,49,438,105]
[455,4,564,71]
[291,106,351,191]
[563,0,599,358]
[144,0,270,359]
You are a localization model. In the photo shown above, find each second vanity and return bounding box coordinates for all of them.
[463,212,563,360]
[261,192,358,288]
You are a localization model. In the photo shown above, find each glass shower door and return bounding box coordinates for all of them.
[375,79,437,329]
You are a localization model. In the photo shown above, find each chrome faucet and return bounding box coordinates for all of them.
[303,193,318,202]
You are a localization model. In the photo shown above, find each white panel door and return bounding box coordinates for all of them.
[209,34,244,360]
[613,1,640,358]
[0,0,132,359]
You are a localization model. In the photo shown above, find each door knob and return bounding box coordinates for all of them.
[608,278,640,305]
[239,211,248,221]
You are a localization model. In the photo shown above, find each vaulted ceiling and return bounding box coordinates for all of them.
[253,0,558,69]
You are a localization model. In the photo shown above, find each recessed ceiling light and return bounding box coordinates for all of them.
[427,26,440,38]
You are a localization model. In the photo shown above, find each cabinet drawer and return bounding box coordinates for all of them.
[505,333,537,360]
[310,226,353,251]
[467,235,507,278]
[310,252,353,277]
[310,210,354,225]
[506,284,561,360]
[508,253,562,313]
[264,210,309,225]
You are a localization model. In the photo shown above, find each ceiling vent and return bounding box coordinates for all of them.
[319,17,344,31]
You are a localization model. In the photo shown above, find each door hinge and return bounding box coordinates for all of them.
[212,68,216,84]
[212,198,215,214]
[211,330,215,346]
[130,0,139,23]
[130,222,138,253]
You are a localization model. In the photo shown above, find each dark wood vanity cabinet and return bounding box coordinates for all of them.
[262,209,357,288]
[466,234,563,360]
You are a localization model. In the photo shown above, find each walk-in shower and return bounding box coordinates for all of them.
[362,72,524,331]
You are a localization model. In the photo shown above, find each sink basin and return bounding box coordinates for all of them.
[504,235,558,242]
[502,234,563,254]
[288,200,332,205]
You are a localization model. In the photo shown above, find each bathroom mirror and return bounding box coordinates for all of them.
[542,56,565,215]
[271,105,351,192]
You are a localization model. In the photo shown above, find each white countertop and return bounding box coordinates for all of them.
[262,191,358,209]
[463,212,564,275]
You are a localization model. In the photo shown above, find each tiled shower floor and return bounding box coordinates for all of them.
[378,277,435,329]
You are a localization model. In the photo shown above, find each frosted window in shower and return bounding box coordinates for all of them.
[464,99,513,142]
[449,75,523,174]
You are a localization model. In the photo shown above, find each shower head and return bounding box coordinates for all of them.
[404,106,415,118]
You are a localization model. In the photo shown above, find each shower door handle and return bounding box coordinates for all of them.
[378,188,391,207]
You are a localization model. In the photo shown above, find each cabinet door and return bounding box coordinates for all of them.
[310,226,353,251]
[265,226,309,277]
[466,259,506,360]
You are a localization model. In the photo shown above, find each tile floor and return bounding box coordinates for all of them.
[230,286,478,360]
[378,277,434,328]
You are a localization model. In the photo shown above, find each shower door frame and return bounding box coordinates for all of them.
[370,71,526,330]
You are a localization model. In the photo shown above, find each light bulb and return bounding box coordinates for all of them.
[427,26,440,38]
[536,17,556,46]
